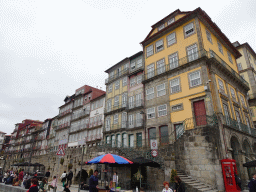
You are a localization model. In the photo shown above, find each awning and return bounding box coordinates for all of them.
[131,157,161,167]
[243,160,256,167]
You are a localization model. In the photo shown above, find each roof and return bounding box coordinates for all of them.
[0,131,6,134]
[233,41,256,59]
[90,92,106,102]
[105,51,143,73]
[141,7,241,59]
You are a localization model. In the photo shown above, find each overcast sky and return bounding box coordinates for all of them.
[0,0,255,134]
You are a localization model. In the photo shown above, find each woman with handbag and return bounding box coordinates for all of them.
[60,171,67,187]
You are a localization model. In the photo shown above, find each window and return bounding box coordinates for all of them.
[167,18,175,25]
[128,114,134,128]
[117,134,121,147]
[218,79,225,93]
[223,103,230,125]
[146,45,154,57]
[157,83,166,97]
[175,124,184,139]
[169,52,179,69]
[137,74,142,84]
[172,104,183,111]
[189,71,201,87]
[217,42,223,54]
[122,77,127,86]
[235,110,242,130]
[237,63,242,71]
[107,99,112,112]
[230,87,236,100]
[114,96,119,107]
[110,71,114,79]
[155,39,164,52]
[108,84,112,93]
[136,133,142,147]
[147,107,155,119]
[122,93,127,107]
[227,52,233,64]
[124,63,129,71]
[129,134,134,148]
[157,59,165,74]
[158,24,165,31]
[122,133,127,147]
[187,44,198,62]
[130,77,136,87]
[146,87,154,100]
[147,63,155,78]
[113,114,118,124]
[137,59,142,68]
[136,113,142,126]
[121,112,127,128]
[245,116,251,133]
[170,78,180,93]
[129,96,134,109]
[160,126,168,145]
[117,67,121,76]
[206,30,212,43]
[240,95,246,107]
[131,62,136,70]
[111,135,115,147]
[167,32,176,46]
[148,128,156,141]
[115,80,120,90]
[135,94,142,107]
[158,104,167,117]
[184,22,195,37]
[105,117,111,131]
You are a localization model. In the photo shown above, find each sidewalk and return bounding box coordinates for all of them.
[49,183,88,192]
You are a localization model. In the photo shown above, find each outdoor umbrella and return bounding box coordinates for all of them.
[86,153,133,164]
[131,157,160,167]
[243,160,256,167]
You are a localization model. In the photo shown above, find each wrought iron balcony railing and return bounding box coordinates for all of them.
[183,115,218,130]
[127,99,144,110]
[104,120,144,132]
[71,110,90,121]
[222,115,252,135]
[56,122,70,130]
[59,109,72,117]
[129,64,144,75]
[105,102,127,114]
[105,68,129,85]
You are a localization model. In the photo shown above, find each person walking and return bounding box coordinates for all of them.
[48,176,57,191]
[89,170,99,192]
[60,171,67,187]
[45,169,50,182]
[39,178,47,192]
[63,183,71,192]
[19,169,24,181]
[174,176,185,192]
[27,178,39,192]
[67,170,73,187]
[248,173,256,192]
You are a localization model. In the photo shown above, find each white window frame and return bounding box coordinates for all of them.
[137,74,142,84]
[189,71,201,87]
[157,83,166,97]
[167,18,175,25]
[122,93,127,107]
[230,87,236,100]
[158,24,165,31]
[129,96,134,109]
[167,32,176,46]
[157,59,165,74]
[146,87,154,100]
[237,63,242,71]
[206,30,212,43]
[146,45,154,57]
[131,62,136,70]
[122,77,127,86]
[158,104,167,117]
[155,39,164,52]
[121,112,127,128]
[227,52,233,64]
[147,63,155,78]
[240,95,246,107]
[172,104,182,111]
[110,71,114,79]
[115,80,120,90]
[114,114,118,124]
[130,77,136,87]
[137,59,142,68]
[114,96,119,107]
[170,78,180,94]
[108,84,112,93]
[218,79,225,92]
[169,52,179,69]
[107,99,112,112]
[105,117,111,131]
[217,42,223,54]
[187,44,198,62]
[184,22,195,37]
[147,107,155,119]
[124,63,129,71]
[128,114,134,128]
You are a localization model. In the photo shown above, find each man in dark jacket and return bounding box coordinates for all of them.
[89,170,99,192]
[45,169,50,182]
[249,173,256,192]
[67,170,73,187]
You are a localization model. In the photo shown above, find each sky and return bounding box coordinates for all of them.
[0,0,255,134]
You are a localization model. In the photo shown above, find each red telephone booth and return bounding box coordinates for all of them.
[221,159,240,192]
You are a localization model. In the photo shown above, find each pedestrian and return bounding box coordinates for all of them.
[45,169,50,182]
[174,176,185,192]
[39,178,47,192]
[23,173,30,188]
[67,169,73,187]
[89,170,99,192]
[19,169,24,181]
[162,181,173,192]
[48,176,57,191]
[4,171,9,183]
[248,173,256,192]
[63,183,71,192]
[60,171,67,187]
[235,174,242,191]
[27,178,39,192]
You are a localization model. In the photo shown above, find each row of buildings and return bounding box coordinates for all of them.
[3,7,256,191]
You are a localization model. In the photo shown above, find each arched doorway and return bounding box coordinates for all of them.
[230,136,241,177]
[242,139,255,179]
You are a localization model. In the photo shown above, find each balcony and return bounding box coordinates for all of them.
[86,134,103,142]
[104,120,144,133]
[143,49,249,89]
[183,115,218,130]
[127,99,144,110]
[56,122,70,130]
[59,109,72,117]
[71,110,90,121]
[129,64,144,76]
[89,120,103,129]
[70,123,89,133]
[105,68,129,85]
[104,103,127,115]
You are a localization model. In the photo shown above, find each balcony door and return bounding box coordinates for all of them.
[235,110,242,130]
[193,100,207,126]
[223,103,231,125]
